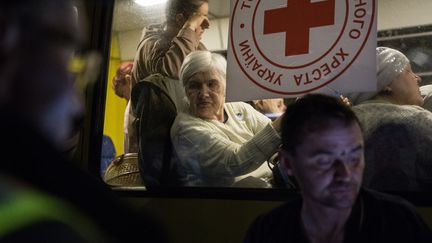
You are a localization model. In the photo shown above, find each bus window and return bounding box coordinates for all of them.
[99,0,432,195]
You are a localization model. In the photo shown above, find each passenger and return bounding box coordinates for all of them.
[127,0,210,153]
[171,51,282,187]
[111,61,136,153]
[244,94,432,243]
[347,47,432,190]
[0,0,166,242]
[348,47,423,106]
[131,0,210,82]
[104,62,142,185]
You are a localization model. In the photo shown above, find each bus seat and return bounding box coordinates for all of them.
[363,122,417,191]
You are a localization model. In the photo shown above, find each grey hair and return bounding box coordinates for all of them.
[179,51,227,87]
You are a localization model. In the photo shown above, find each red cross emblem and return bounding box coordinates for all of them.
[228,0,376,97]
[264,0,335,56]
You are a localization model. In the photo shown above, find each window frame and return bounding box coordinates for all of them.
[85,0,432,206]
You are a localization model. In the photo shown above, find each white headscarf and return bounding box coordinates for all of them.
[347,47,409,105]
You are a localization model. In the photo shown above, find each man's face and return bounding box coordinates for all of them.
[281,121,364,209]
[16,2,84,147]
[185,69,225,120]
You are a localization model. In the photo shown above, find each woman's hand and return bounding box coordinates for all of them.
[183,12,210,33]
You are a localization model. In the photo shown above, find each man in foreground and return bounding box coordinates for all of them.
[0,1,166,242]
[245,94,432,243]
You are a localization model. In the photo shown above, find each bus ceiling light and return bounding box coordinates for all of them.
[134,0,168,7]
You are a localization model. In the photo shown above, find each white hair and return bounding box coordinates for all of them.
[179,51,227,87]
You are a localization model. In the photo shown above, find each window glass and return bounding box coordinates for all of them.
[101,0,432,192]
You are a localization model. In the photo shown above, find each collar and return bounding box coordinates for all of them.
[343,189,366,243]
[223,109,228,123]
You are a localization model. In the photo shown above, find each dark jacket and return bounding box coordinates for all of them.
[0,107,167,243]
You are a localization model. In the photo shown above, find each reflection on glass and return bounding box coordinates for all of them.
[378,25,432,85]
[102,0,432,192]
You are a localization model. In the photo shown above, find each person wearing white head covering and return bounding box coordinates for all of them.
[349,47,432,191]
[348,47,423,106]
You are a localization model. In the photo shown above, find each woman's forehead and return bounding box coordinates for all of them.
[189,69,224,82]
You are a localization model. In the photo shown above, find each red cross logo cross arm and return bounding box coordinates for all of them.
[264,0,335,56]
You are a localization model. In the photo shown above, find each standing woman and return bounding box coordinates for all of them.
[132,0,210,82]
[125,0,210,153]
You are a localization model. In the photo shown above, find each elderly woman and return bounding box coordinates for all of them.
[347,47,432,191]
[348,47,423,106]
[170,51,281,187]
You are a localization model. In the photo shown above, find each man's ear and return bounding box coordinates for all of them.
[0,18,20,55]
[278,149,295,176]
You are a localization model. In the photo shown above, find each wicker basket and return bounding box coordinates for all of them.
[103,153,144,187]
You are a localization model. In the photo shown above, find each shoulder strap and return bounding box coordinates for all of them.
[131,81,178,187]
